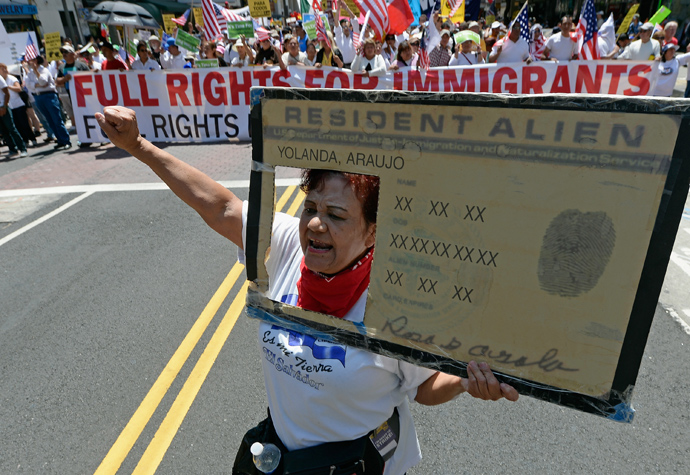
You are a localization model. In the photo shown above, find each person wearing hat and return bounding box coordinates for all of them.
[147,36,163,65]
[619,22,660,60]
[429,14,453,68]
[161,37,186,69]
[467,21,487,56]
[230,35,251,67]
[489,20,531,64]
[223,36,239,65]
[183,52,196,69]
[488,21,505,40]
[201,41,227,66]
[543,16,577,61]
[449,31,485,66]
[56,43,90,131]
[627,13,641,38]
[131,41,161,71]
[597,11,605,29]
[651,43,690,96]
[99,41,127,71]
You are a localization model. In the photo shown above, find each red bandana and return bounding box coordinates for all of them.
[296,248,374,318]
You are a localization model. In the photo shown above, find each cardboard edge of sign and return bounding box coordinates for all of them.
[245,87,690,422]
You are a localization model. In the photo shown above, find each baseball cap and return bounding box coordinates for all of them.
[661,43,679,55]
[149,36,160,43]
[440,29,451,37]
[167,37,177,46]
[60,44,75,54]
[639,22,654,31]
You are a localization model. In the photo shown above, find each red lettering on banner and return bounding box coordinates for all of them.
[550,65,571,93]
[605,64,628,95]
[74,75,93,107]
[442,69,461,91]
[575,64,603,93]
[394,71,403,90]
[522,66,547,94]
[167,74,191,106]
[305,69,324,88]
[353,74,379,89]
[272,70,291,87]
[138,75,159,106]
[493,67,517,93]
[119,75,140,107]
[459,69,476,92]
[204,72,227,106]
[253,70,271,86]
[95,74,119,106]
[408,70,439,91]
[479,68,489,92]
[325,70,350,89]
[228,71,252,105]
[191,72,202,106]
[624,64,651,96]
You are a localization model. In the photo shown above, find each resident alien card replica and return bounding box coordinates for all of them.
[244,88,690,421]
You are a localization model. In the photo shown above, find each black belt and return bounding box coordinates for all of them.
[34,91,56,96]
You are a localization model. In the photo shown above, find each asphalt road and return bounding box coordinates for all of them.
[0,140,688,474]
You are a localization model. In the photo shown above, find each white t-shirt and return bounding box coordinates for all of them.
[544,32,577,61]
[131,58,161,71]
[0,75,8,108]
[493,36,530,63]
[282,51,308,66]
[4,75,25,109]
[652,54,690,96]
[449,51,484,66]
[239,201,435,475]
[619,39,660,60]
[335,20,360,64]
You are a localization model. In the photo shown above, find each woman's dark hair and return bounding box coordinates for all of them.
[36,56,45,65]
[300,170,380,226]
[396,40,411,62]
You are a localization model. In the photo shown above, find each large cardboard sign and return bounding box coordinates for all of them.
[245,88,690,420]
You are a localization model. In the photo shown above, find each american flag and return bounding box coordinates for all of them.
[449,0,464,19]
[530,24,545,60]
[576,0,599,59]
[255,26,271,42]
[511,1,530,43]
[202,0,223,40]
[418,31,430,70]
[315,13,331,47]
[172,9,190,27]
[352,31,361,49]
[354,0,389,41]
[488,0,496,17]
[24,34,39,61]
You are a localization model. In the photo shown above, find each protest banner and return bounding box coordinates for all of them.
[44,31,62,61]
[71,61,660,144]
[162,14,177,33]
[245,87,690,420]
[193,7,204,28]
[226,20,255,39]
[175,29,200,51]
[248,0,272,18]
[196,58,219,68]
[648,6,671,26]
[616,4,639,36]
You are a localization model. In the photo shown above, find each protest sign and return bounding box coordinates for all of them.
[454,30,480,46]
[648,6,671,26]
[245,88,690,420]
[195,58,219,68]
[71,61,660,144]
[441,0,464,24]
[248,0,272,18]
[162,14,177,33]
[303,14,331,40]
[340,0,360,17]
[44,32,62,61]
[175,29,200,51]
[226,20,255,39]
[193,7,204,28]
[616,4,639,36]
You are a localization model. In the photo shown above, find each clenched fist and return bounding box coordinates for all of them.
[95,106,142,153]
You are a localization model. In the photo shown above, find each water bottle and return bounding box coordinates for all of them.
[251,442,281,474]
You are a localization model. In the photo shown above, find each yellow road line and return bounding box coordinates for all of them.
[130,189,306,474]
[132,281,250,474]
[94,186,296,475]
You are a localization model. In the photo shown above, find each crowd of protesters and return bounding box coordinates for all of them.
[2,5,689,158]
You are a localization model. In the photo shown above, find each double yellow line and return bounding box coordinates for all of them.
[95,185,305,475]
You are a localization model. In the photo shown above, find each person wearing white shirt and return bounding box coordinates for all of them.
[131,42,161,71]
[543,17,577,61]
[351,39,387,77]
[224,37,240,65]
[652,43,690,96]
[24,56,71,150]
[449,37,485,66]
[619,22,660,60]
[335,3,360,68]
[0,68,27,157]
[0,64,37,148]
[489,22,531,64]
[161,38,187,69]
